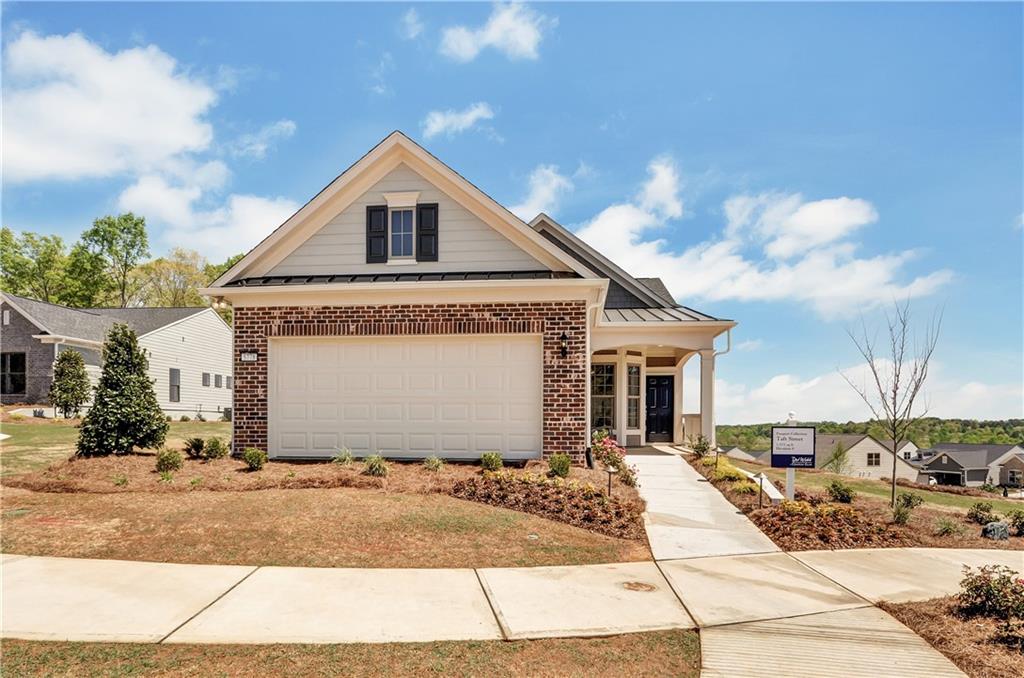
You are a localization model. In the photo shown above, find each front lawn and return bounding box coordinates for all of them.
[1,484,650,568]
[0,417,231,477]
[0,629,701,678]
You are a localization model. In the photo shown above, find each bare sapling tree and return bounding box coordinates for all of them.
[841,300,942,508]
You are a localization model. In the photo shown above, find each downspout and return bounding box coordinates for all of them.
[714,328,732,358]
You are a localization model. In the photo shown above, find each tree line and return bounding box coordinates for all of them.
[718,417,1024,451]
[1,213,242,314]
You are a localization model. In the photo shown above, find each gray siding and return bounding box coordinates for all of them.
[0,301,55,405]
[269,163,545,276]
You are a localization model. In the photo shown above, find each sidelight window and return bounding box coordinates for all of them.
[627,365,641,429]
[591,363,615,430]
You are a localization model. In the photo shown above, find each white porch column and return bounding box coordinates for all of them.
[699,349,716,447]
[615,348,628,444]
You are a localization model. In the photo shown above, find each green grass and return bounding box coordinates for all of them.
[731,459,1020,514]
[0,420,231,477]
[0,630,701,677]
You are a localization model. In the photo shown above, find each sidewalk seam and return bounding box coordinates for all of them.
[473,569,509,642]
[652,560,700,628]
[783,552,875,606]
[156,565,260,644]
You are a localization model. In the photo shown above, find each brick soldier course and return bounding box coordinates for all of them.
[232,301,588,462]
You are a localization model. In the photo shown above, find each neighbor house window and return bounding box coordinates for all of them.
[215,374,223,388]
[2,310,9,325]
[202,372,210,387]
[591,363,615,430]
[1010,470,1022,485]
[1,352,26,395]
[867,452,881,467]
[390,209,414,258]
[903,451,911,460]
[226,376,233,389]
[169,368,181,403]
[627,365,641,429]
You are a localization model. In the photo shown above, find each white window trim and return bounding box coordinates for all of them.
[590,359,616,432]
[626,362,642,431]
[382,192,420,263]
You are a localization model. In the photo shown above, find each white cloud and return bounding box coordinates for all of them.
[421,102,495,139]
[735,339,763,352]
[3,31,217,182]
[715,361,1023,424]
[510,165,573,221]
[400,8,424,40]
[440,3,555,62]
[574,156,953,318]
[368,52,395,96]
[231,119,297,159]
[118,173,299,261]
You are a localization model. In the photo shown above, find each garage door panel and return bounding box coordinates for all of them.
[269,335,542,459]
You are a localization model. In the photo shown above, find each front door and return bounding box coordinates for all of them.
[646,375,674,443]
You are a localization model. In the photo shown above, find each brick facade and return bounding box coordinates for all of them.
[232,301,588,462]
[0,302,56,405]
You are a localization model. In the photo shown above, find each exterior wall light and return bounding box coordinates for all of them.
[559,331,569,358]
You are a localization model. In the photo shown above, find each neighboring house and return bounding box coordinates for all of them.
[200,131,734,462]
[880,439,920,461]
[814,434,922,482]
[722,445,760,463]
[0,292,232,417]
[917,443,1024,487]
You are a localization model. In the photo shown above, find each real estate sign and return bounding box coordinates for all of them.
[771,426,816,469]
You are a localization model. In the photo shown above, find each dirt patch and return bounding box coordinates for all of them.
[1,485,650,568]
[881,597,1024,678]
[685,454,1023,551]
[1,629,701,678]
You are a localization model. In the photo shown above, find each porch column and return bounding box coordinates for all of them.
[615,348,628,444]
[699,349,716,448]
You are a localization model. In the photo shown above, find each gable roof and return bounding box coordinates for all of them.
[919,443,1023,470]
[1,292,206,344]
[530,214,722,322]
[208,131,597,288]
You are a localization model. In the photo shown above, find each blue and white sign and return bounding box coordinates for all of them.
[771,426,816,469]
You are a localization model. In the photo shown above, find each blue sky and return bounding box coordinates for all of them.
[3,2,1022,423]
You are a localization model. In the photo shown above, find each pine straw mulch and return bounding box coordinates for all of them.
[3,453,646,541]
[880,596,1024,678]
[684,454,1023,551]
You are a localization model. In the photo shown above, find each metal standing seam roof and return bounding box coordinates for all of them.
[223,270,580,287]
[602,307,709,323]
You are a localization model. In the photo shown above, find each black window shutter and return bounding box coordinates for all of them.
[416,203,439,262]
[366,205,387,263]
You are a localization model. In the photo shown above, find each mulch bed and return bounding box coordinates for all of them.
[685,454,1023,551]
[880,597,1024,678]
[451,471,646,540]
[3,453,645,541]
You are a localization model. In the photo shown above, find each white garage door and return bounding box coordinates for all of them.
[268,335,543,459]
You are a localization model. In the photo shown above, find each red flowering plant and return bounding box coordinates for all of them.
[591,429,638,488]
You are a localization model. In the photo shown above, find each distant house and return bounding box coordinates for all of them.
[880,439,920,461]
[721,445,760,462]
[1,292,232,418]
[917,443,1024,487]
[814,434,922,482]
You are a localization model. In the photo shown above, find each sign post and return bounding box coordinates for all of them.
[771,426,816,501]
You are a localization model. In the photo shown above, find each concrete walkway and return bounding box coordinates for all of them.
[626,447,778,560]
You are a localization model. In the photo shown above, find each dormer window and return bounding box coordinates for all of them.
[390,209,414,258]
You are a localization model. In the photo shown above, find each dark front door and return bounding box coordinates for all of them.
[646,375,674,442]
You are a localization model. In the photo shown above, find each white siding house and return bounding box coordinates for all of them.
[816,434,921,482]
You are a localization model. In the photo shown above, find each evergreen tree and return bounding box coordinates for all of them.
[77,324,168,456]
[48,349,92,418]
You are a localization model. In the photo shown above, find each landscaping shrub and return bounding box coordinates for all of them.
[155,448,183,473]
[159,470,174,483]
[422,455,445,472]
[548,453,571,478]
[243,447,267,471]
[179,415,191,422]
[733,480,759,495]
[995,618,1024,652]
[450,471,645,540]
[826,479,856,504]
[9,413,25,422]
[700,456,717,467]
[332,447,354,466]
[76,324,168,457]
[203,437,228,460]
[934,517,965,537]
[112,474,128,487]
[1005,508,1024,536]
[480,452,503,471]
[591,430,637,487]
[980,482,999,494]
[364,454,389,477]
[967,501,998,525]
[690,434,711,458]
[892,492,924,525]
[958,565,1024,620]
[750,500,908,550]
[48,349,91,418]
[195,412,206,422]
[182,437,206,459]
[711,463,745,482]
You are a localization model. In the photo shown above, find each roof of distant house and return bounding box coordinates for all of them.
[919,443,1023,470]
[1,292,206,343]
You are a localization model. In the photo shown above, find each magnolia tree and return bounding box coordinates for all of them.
[48,349,91,418]
[841,300,941,508]
[77,324,168,456]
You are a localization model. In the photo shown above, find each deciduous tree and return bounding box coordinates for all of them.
[80,213,150,307]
